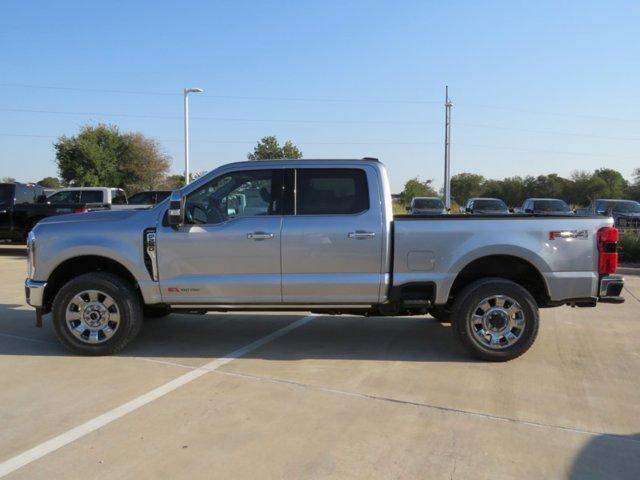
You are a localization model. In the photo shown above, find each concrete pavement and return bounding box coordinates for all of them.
[0,244,639,479]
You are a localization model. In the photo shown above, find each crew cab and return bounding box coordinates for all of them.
[25,159,624,361]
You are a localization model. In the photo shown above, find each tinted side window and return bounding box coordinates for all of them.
[111,190,127,204]
[184,169,278,225]
[296,169,369,215]
[81,191,104,203]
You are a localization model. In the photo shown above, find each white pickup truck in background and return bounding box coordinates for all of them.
[25,159,625,361]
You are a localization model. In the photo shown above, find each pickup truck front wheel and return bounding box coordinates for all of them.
[451,278,539,362]
[52,272,143,355]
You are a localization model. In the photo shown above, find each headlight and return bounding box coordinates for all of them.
[27,231,35,278]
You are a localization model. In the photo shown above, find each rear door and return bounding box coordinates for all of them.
[157,168,284,304]
[281,166,384,303]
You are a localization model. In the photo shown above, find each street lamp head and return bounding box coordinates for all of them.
[184,87,204,94]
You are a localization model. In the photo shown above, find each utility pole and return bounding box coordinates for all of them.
[443,86,453,210]
[183,87,204,186]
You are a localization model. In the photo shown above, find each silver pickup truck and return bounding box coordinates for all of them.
[25,159,624,361]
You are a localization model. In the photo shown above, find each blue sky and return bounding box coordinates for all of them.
[1,0,638,192]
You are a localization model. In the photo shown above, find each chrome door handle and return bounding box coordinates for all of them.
[247,232,274,240]
[348,231,376,239]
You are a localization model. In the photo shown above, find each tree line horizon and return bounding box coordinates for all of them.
[3,123,638,207]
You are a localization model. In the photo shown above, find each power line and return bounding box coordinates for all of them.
[0,107,438,125]
[0,83,441,104]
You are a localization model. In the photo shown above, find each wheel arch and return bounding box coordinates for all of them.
[447,253,550,307]
[42,255,140,314]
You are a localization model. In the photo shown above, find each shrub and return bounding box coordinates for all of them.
[619,231,640,263]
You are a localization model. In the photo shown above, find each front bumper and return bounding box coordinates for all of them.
[598,275,625,304]
[25,279,47,308]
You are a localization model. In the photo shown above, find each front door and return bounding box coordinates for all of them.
[281,167,384,304]
[157,168,284,304]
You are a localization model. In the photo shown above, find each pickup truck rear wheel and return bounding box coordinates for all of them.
[52,272,143,355]
[450,278,539,362]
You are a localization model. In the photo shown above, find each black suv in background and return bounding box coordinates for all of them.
[0,182,109,242]
[0,183,46,242]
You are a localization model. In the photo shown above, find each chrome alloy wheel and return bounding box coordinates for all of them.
[469,295,526,350]
[65,290,121,344]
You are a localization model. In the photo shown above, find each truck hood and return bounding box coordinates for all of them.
[37,209,147,225]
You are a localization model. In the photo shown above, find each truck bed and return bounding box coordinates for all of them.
[392,214,613,304]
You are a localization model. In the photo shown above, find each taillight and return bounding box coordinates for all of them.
[73,207,88,213]
[597,226,618,275]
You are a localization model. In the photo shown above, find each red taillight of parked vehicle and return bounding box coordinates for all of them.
[597,226,619,274]
[73,207,88,214]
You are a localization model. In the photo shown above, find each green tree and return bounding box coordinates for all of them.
[55,124,170,193]
[593,168,628,198]
[247,136,302,160]
[401,177,438,204]
[37,177,63,188]
[567,170,608,206]
[1,177,16,183]
[450,173,485,205]
[626,168,640,200]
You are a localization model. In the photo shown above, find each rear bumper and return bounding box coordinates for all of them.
[598,274,625,304]
[25,279,47,308]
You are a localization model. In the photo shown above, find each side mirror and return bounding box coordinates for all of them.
[167,190,185,227]
[36,194,47,204]
[405,205,411,212]
[465,207,472,213]
[524,208,533,214]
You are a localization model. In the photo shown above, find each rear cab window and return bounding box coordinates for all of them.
[296,168,369,215]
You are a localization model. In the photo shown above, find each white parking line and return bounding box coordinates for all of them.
[0,332,57,345]
[0,314,315,478]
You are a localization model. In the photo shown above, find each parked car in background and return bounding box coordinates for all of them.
[1,182,109,242]
[576,199,640,228]
[463,198,510,215]
[515,198,574,216]
[47,187,128,208]
[26,158,624,361]
[406,197,447,215]
[127,190,171,206]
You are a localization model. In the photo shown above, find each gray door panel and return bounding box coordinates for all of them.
[157,217,282,303]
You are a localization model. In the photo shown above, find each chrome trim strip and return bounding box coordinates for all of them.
[145,230,159,281]
[25,279,47,308]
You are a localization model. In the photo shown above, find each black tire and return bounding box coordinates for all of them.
[143,305,172,319]
[52,272,143,355]
[429,305,451,323]
[450,277,539,362]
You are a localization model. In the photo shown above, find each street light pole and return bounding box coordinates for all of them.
[183,87,204,185]
[443,86,453,210]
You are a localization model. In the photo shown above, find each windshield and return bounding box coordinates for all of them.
[413,199,444,209]
[474,200,508,211]
[533,200,570,212]
[0,184,15,206]
[607,201,640,214]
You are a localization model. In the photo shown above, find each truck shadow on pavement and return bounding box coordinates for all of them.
[0,245,26,257]
[569,433,640,480]
[0,304,475,363]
